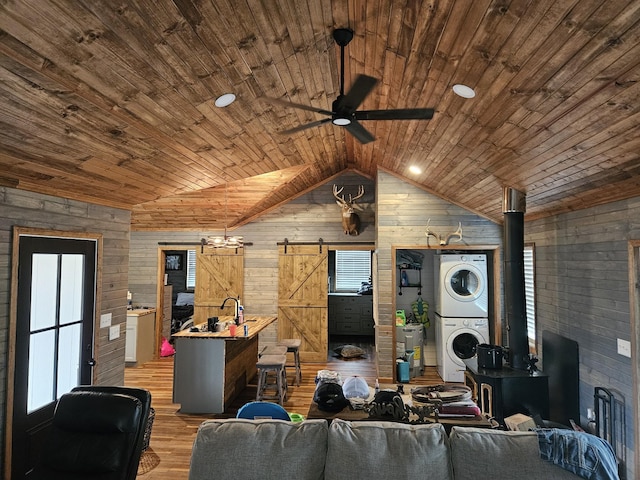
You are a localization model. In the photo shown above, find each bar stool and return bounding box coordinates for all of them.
[255,354,287,404]
[277,338,302,386]
[259,345,288,357]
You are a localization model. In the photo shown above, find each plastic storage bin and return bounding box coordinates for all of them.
[396,360,410,383]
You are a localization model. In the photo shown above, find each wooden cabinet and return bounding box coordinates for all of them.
[328,294,374,335]
[125,309,156,365]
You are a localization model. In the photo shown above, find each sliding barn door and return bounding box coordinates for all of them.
[278,245,328,362]
[194,248,243,324]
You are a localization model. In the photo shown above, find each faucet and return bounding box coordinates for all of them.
[220,296,240,324]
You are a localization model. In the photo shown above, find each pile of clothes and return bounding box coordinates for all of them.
[411,384,481,417]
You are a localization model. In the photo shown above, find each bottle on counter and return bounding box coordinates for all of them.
[238,305,244,324]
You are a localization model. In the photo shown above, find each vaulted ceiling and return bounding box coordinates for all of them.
[1,1,639,230]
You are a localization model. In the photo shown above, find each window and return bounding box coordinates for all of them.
[524,244,536,352]
[335,250,371,291]
[186,250,196,289]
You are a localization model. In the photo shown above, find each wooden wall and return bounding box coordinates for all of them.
[527,197,639,478]
[0,187,131,465]
[128,173,376,348]
[129,171,502,379]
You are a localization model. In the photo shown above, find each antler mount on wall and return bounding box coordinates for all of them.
[425,219,463,245]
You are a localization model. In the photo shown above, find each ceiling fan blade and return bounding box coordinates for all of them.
[280,118,332,135]
[343,119,375,144]
[337,74,378,113]
[259,96,333,116]
[355,108,435,121]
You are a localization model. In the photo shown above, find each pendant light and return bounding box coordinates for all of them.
[206,183,244,249]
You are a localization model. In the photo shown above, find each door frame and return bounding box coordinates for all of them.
[627,240,639,476]
[156,246,190,358]
[5,226,103,480]
[390,244,501,379]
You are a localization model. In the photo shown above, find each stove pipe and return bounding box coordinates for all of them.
[503,187,529,370]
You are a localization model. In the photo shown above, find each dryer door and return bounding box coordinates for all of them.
[446,328,485,367]
[443,262,486,304]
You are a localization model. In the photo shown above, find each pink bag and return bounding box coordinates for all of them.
[160,337,175,357]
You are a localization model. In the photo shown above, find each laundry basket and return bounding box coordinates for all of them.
[142,407,155,452]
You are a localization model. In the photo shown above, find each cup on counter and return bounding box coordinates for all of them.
[229,324,237,336]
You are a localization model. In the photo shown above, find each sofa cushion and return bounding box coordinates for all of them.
[449,427,582,480]
[325,419,453,480]
[188,419,328,480]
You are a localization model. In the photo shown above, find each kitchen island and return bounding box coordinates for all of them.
[172,315,276,414]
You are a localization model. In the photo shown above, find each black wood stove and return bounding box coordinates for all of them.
[464,187,549,426]
[464,357,549,423]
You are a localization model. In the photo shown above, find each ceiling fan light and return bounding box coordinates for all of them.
[452,84,475,99]
[214,93,236,107]
[409,165,422,175]
[332,117,351,126]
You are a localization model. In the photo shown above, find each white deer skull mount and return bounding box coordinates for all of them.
[425,219,463,245]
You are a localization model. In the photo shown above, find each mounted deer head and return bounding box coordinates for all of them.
[333,185,365,235]
[425,219,463,245]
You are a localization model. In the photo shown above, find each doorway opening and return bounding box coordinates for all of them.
[391,245,500,382]
[328,248,375,363]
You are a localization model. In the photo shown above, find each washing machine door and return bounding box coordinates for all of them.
[443,262,486,303]
[446,329,484,367]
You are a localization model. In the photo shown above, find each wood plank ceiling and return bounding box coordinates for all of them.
[1,0,639,230]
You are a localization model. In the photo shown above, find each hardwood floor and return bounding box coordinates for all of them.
[125,338,443,479]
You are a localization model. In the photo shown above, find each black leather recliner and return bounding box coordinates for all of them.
[30,386,152,480]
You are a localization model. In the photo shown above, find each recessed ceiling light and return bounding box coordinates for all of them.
[409,166,422,175]
[452,84,476,99]
[214,93,236,107]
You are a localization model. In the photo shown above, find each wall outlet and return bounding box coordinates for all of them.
[100,313,112,329]
[109,324,120,341]
[617,338,631,358]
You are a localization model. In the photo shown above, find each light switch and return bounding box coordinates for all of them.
[100,313,112,329]
[617,338,631,358]
[109,324,120,341]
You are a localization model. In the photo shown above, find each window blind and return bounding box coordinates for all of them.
[186,250,196,288]
[335,250,371,291]
[524,245,536,352]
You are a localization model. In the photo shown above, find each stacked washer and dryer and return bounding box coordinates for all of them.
[434,254,489,383]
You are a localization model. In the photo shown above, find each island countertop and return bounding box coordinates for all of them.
[171,315,276,339]
[172,314,278,414]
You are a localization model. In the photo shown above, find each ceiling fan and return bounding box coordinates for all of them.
[261,28,435,144]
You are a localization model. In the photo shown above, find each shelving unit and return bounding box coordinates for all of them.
[398,267,422,295]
